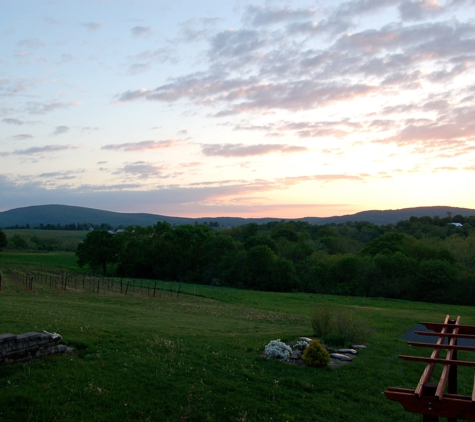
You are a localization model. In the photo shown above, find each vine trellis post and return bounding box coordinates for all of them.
[386,315,475,421]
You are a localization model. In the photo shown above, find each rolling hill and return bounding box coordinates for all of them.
[0,204,474,228]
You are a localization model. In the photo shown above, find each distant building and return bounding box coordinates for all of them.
[451,222,463,227]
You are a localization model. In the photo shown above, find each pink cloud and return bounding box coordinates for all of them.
[201,143,307,157]
[102,139,180,152]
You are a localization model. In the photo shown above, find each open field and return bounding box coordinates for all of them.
[0,251,81,272]
[3,229,87,252]
[3,229,87,241]
[1,260,475,421]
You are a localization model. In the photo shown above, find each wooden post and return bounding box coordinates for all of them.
[448,319,458,395]
[422,383,438,422]
[448,318,458,422]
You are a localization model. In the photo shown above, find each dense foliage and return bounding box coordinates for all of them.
[3,229,85,252]
[73,214,475,304]
[4,222,115,231]
[0,229,7,250]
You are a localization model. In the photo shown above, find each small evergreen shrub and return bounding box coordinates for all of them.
[302,340,330,368]
[264,339,292,359]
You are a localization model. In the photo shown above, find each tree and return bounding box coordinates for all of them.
[9,234,29,249]
[245,245,276,289]
[76,231,122,275]
[0,229,7,250]
[444,233,475,270]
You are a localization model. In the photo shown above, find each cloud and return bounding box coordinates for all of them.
[18,38,44,49]
[102,139,179,152]
[125,47,177,75]
[380,105,475,147]
[287,0,400,37]
[60,54,73,63]
[1,145,78,156]
[180,162,202,168]
[115,13,475,119]
[12,134,33,140]
[332,0,400,19]
[399,0,444,21]
[176,18,219,43]
[210,29,266,59]
[422,99,449,112]
[52,126,70,136]
[201,143,308,157]
[3,118,24,125]
[131,26,153,37]
[26,101,77,115]
[116,88,148,102]
[81,22,102,31]
[233,119,357,138]
[117,76,378,115]
[38,170,84,180]
[243,6,317,27]
[126,63,151,75]
[114,161,168,179]
[427,63,468,83]
[0,78,32,96]
[0,170,373,216]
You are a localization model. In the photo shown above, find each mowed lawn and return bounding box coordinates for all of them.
[1,265,475,421]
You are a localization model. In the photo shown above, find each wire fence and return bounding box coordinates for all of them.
[3,265,198,298]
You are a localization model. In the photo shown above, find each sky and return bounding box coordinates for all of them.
[1,0,475,218]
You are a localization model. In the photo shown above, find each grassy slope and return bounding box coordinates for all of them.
[1,264,474,421]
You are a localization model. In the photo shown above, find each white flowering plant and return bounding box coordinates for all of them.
[264,339,292,359]
[292,341,309,352]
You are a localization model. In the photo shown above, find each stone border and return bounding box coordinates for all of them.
[0,331,74,366]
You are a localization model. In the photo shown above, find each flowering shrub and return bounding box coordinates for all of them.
[292,341,309,352]
[264,339,292,359]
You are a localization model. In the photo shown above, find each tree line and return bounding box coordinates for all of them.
[74,214,475,305]
[3,222,116,231]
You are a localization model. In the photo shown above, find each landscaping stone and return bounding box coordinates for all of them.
[265,338,366,368]
[0,331,73,366]
[330,353,353,361]
[336,348,357,355]
[351,345,367,349]
[290,351,302,360]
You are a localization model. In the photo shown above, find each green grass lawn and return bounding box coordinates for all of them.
[1,267,474,421]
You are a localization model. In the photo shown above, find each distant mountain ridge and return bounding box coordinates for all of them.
[0,204,475,228]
